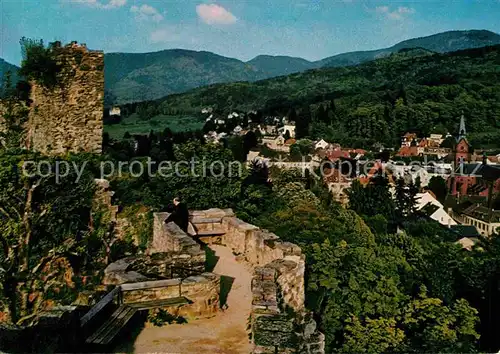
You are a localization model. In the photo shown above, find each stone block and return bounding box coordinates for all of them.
[203,208,227,218]
[104,271,150,285]
[256,267,276,281]
[253,329,296,348]
[252,345,277,354]
[267,259,298,273]
[222,208,235,217]
[104,257,134,274]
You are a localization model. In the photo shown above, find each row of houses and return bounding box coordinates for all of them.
[250,115,500,242]
[401,132,446,148]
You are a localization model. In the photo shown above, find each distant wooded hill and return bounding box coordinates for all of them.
[2,30,500,105]
[104,30,500,104]
[123,44,500,149]
[0,58,20,93]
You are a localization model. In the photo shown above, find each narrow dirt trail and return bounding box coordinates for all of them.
[121,245,253,354]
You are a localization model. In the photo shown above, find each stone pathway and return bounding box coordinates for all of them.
[117,245,253,353]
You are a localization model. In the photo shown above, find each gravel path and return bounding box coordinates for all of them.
[121,245,253,354]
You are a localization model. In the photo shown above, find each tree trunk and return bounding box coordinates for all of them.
[20,182,37,273]
[18,181,39,318]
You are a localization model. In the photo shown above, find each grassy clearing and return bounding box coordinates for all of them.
[104,114,205,140]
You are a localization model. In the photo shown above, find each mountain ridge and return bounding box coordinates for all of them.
[1,29,500,103]
[317,29,500,67]
[0,58,20,90]
[102,29,500,103]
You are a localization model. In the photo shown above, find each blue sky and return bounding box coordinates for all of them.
[1,0,500,65]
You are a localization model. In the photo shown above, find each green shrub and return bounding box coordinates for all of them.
[19,37,61,88]
[147,309,187,326]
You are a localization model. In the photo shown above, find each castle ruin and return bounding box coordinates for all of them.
[101,208,325,353]
[26,41,104,155]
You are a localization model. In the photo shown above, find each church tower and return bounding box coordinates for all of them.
[458,113,466,140]
[454,113,470,166]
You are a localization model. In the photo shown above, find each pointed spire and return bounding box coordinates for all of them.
[459,111,466,139]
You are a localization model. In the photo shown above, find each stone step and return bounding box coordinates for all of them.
[196,229,226,237]
[190,217,223,224]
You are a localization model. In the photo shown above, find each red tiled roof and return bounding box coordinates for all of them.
[397,146,419,157]
[327,150,350,161]
[323,168,349,184]
[358,162,384,185]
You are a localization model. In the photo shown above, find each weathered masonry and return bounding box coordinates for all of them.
[26,42,104,155]
[178,208,325,354]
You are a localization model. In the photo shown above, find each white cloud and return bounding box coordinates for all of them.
[131,4,164,22]
[150,28,176,43]
[65,0,127,9]
[149,25,200,45]
[375,5,415,21]
[196,4,237,25]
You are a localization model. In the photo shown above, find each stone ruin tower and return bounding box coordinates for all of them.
[26,41,104,155]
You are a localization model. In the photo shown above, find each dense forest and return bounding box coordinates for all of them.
[104,138,500,353]
[121,45,500,149]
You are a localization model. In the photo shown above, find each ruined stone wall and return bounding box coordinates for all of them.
[103,250,206,285]
[190,209,325,354]
[104,252,219,320]
[132,252,206,279]
[27,42,103,155]
[192,209,306,312]
[151,213,201,254]
[251,263,324,354]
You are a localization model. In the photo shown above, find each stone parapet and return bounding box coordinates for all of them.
[151,213,202,254]
[178,273,220,319]
[189,208,325,354]
[103,250,206,286]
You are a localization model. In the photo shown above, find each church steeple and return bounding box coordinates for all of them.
[454,112,470,166]
[458,112,466,140]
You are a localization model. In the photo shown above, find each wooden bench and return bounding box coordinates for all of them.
[80,287,121,328]
[86,304,137,345]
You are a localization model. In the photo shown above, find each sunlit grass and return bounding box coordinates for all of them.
[104,114,205,140]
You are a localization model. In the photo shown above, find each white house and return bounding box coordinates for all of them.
[416,192,456,226]
[453,204,500,237]
[109,107,121,116]
[278,124,296,138]
[315,139,329,150]
[428,134,444,146]
[262,135,289,152]
[411,168,430,187]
